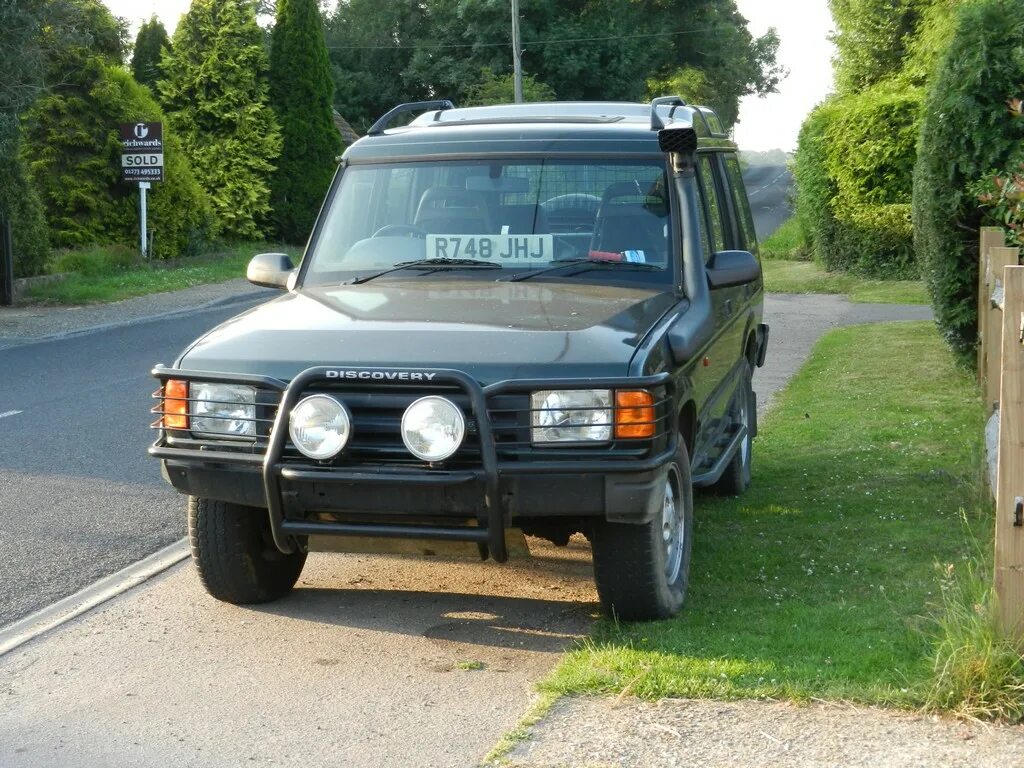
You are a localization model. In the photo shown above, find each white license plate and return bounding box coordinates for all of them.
[425,234,554,262]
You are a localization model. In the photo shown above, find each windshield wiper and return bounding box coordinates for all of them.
[344,258,503,286]
[508,259,662,283]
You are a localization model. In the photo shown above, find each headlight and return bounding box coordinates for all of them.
[289,395,352,460]
[191,383,256,437]
[401,396,465,462]
[531,389,612,443]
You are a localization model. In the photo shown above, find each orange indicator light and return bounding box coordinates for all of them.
[164,379,189,430]
[615,390,656,439]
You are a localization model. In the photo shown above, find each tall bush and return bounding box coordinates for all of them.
[268,0,340,244]
[912,0,1024,360]
[130,16,170,92]
[794,88,920,277]
[160,0,281,240]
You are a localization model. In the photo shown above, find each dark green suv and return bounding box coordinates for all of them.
[150,98,767,621]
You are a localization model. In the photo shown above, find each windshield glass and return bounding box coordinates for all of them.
[303,158,675,285]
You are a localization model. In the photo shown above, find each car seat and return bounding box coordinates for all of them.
[414,187,493,234]
[591,181,668,262]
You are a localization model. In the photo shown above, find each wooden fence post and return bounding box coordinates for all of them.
[995,265,1024,639]
[985,247,1020,413]
[979,228,1005,383]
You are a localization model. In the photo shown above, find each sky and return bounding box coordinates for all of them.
[103,0,835,152]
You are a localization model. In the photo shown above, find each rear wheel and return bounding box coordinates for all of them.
[590,442,693,621]
[714,360,754,495]
[187,496,306,604]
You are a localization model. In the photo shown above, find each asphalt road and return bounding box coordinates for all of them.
[743,163,793,240]
[0,297,271,626]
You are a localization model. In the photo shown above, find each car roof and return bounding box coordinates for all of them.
[342,101,735,164]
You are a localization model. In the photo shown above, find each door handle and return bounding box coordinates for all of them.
[723,299,734,316]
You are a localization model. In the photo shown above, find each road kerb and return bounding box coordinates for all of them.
[0,538,189,658]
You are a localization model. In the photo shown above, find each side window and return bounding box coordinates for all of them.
[723,154,759,255]
[697,154,727,261]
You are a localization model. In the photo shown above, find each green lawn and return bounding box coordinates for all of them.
[23,242,302,305]
[542,322,987,707]
[760,216,807,261]
[763,259,930,304]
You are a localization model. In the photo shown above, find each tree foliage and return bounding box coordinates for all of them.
[0,0,55,276]
[829,0,934,93]
[325,0,782,132]
[463,68,556,105]
[130,16,170,91]
[912,0,1024,360]
[268,0,340,244]
[160,0,281,239]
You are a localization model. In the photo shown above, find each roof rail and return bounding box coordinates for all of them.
[649,96,687,131]
[367,100,456,136]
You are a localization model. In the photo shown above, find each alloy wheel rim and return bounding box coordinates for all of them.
[662,473,684,583]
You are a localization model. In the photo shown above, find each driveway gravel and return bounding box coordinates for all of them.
[502,697,1024,768]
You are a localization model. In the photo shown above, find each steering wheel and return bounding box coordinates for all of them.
[372,224,428,239]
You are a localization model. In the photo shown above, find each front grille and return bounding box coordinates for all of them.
[274,384,483,469]
[155,376,670,467]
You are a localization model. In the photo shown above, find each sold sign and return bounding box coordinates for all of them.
[119,122,164,183]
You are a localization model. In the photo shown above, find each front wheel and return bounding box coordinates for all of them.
[590,442,694,621]
[187,496,306,604]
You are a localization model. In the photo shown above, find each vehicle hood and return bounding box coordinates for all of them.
[177,279,678,384]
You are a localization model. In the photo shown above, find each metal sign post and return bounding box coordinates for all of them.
[139,182,151,258]
[120,122,164,258]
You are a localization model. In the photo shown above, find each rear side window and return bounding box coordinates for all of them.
[696,154,726,261]
[723,155,759,255]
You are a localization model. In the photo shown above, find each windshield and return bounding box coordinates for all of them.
[303,158,675,286]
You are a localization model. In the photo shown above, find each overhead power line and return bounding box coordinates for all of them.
[325,24,743,52]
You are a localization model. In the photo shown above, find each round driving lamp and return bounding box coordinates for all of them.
[400,396,466,462]
[288,395,352,460]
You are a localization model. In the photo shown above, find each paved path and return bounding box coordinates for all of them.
[0,290,934,768]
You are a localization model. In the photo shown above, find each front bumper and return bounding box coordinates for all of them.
[150,366,674,562]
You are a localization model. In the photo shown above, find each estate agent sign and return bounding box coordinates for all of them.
[120,122,164,183]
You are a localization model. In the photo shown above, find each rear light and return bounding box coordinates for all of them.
[614,390,656,439]
[163,379,189,430]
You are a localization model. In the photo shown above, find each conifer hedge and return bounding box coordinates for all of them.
[912,0,1024,360]
[160,0,281,240]
[268,0,340,244]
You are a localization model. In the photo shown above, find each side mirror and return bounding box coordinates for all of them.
[706,250,760,289]
[247,252,295,290]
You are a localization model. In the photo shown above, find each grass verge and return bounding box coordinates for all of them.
[541,322,991,708]
[23,242,302,305]
[760,216,808,261]
[763,259,929,304]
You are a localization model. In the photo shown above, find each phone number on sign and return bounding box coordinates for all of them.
[426,234,554,261]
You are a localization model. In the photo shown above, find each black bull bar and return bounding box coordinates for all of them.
[150,365,675,563]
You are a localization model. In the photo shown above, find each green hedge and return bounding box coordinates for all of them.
[0,142,50,278]
[913,0,1024,361]
[22,63,216,260]
[794,87,920,278]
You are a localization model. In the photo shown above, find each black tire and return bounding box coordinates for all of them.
[714,360,754,496]
[187,496,306,604]
[590,442,694,621]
